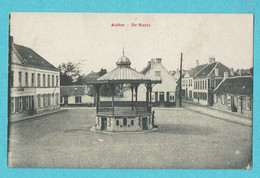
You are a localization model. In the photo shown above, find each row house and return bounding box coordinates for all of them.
[9,37,60,122]
[192,57,236,105]
[213,75,252,116]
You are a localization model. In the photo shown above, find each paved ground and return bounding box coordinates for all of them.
[8,103,252,169]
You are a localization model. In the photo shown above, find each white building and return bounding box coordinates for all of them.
[9,37,60,122]
[182,60,207,100]
[60,85,94,106]
[123,58,177,107]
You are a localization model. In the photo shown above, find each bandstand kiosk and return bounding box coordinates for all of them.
[88,52,161,132]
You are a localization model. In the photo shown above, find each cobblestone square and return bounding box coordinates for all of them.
[8,103,252,169]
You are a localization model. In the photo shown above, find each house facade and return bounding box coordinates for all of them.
[182,60,207,100]
[213,75,252,116]
[60,85,94,106]
[122,58,176,107]
[192,57,235,106]
[9,38,60,122]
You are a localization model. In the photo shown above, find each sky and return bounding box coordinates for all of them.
[10,13,253,75]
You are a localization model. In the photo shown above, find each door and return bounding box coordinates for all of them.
[64,96,68,105]
[101,117,107,130]
[142,117,147,130]
[159,92,165,107]
[230,96,237,112]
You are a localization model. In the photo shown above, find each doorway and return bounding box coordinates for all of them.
[101,117,107,130]
[159,92,165,107]
[142,117,147,130]
[64,96,68,105]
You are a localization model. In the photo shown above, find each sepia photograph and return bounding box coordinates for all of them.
[7,13,253,169]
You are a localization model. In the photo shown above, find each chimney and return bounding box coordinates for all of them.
[224,72,229,79]
[151,58,156,67]
[215,68,219,76]
[176,68,179,74]
[156,58,162,64]
[196,60,199,66]
[230,67,234,76]
[209,56,215,64]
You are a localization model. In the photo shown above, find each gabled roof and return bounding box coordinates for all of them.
[11,43,58,71]
[84,71,100,81]
[186,64,207,77]
[195,62,218,77]
[141,62,151,75]
[195,62,238,78]
[213,76,252,96]
[60,86,87,96]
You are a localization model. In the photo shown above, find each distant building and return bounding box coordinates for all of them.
[60,85,94,106]
[84,71,100,82]
[122,58,176,107]
[235,68,253,76]
[213,75,252,116]
[192,56,237,105]
[9,37,60,122]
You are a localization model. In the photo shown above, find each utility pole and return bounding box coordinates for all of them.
[179,53,183,107]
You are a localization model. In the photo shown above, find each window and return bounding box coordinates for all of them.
[56,76,59,86]
[52,75,54,87]
[131,120,134,125]
[48,75,50,87]
[210,79,215,89]
[11,98,15,113]
[75,96,82,103]
[194,92,198,99]
[37,94,41,108]
[37,74,41,87]
[26,96,29,110]
[155,92,158,102]
[205,80,207,89]
[10,71,14,87]
[116,120,119,126]
[43,74,46,87]
[56,94,59,105]
[31,96,34,109]
[43,94,46,107]
[52,93,54,105]
[123,118,127,126]
[45,94,48,107]
[31,73,35,87]
[155,71,161,77]
[19,72,22,86]
[60,96,63,103]
[48,94,51,106]
[25,73,28,87]
[19,97,22,111]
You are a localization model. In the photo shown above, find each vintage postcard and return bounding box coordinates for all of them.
[8,13,253,169]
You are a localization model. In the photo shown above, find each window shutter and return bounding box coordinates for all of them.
[23,97,26,111]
